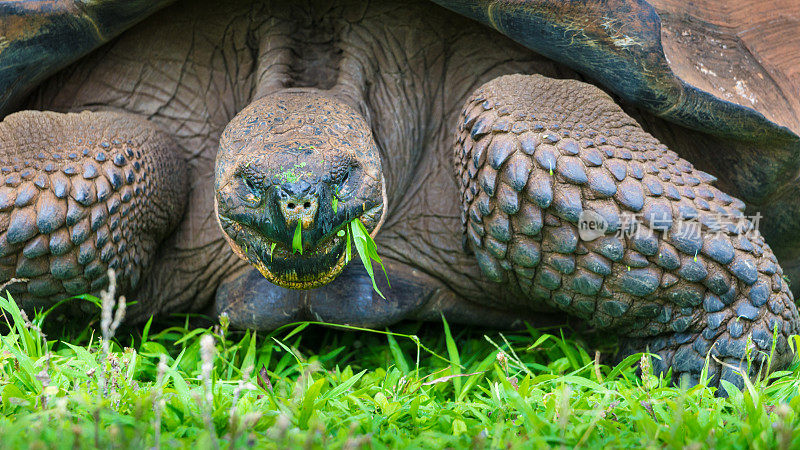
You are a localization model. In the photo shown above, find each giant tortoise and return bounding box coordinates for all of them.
[0,0,799,390]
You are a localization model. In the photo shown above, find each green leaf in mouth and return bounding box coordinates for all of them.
[270,242,277,261]
[347,218,390,299]
[292,222,303,255]
[284,216,388,298]
[332,185,340,213]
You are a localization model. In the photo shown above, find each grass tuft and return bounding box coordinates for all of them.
[2,291,800,448]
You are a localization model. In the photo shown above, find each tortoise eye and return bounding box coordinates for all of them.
[334,169,354,199]
[240,175,261,204]
[243,176,257,192]
[339,169,350,187]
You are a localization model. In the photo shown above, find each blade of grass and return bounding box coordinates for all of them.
[349,219,389,298]
[442,315,462,398]
[386,332,410,374]
[298,378,326,429]
[292,222,303,254]
[322,369,366,401]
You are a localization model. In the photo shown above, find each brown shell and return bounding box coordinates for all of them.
[652,0,800,134]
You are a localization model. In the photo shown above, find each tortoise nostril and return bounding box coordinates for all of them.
[278,187,319,232]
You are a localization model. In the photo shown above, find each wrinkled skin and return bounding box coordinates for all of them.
[4,0,797,390]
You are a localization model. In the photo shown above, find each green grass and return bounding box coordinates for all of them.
[2,291,800,449]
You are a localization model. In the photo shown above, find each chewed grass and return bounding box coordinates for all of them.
[341,218,389,298]
[291,215,388,297]
[2,291,800,449]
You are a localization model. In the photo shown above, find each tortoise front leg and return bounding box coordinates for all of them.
[0,110,187,315]
[453,74,799,391]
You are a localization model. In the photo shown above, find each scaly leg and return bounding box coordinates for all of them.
[454,74,799,390]
[0,110,187,314]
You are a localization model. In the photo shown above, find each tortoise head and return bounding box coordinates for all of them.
[214,91,386,289]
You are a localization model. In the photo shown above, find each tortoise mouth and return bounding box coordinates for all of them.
[216,201,384,290]
[218,215,349,290]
